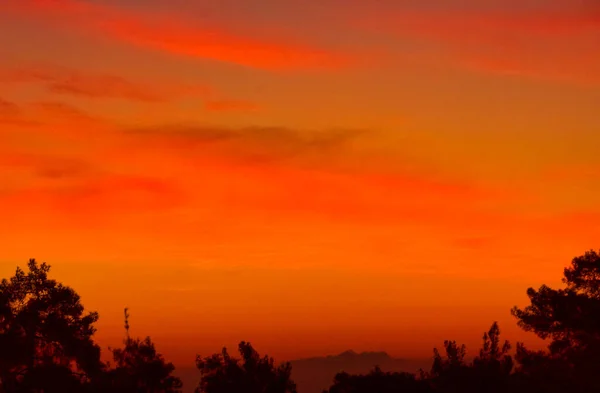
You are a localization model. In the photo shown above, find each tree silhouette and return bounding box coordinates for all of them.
[511,249,600,392]
[0,259,104,392]
[429,340,467,378]
[474,323,511,366]
[509,343,575,393]
[323,322,516,393]
[469,322,514,393]
[425,339,473,393]
[195,341,296,393]
[104,336,183,393]
[512,250,600,350]
[101,308,183,393]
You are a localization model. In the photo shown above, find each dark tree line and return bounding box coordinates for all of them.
[0,260,181,393]
[1,250,599,392]
[323,249,600,393]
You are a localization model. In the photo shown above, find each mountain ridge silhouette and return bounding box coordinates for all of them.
[174,350,429,393]
[290,350,429,393]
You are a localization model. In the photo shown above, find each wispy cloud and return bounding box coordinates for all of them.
[0,171,184,215]
[0,98,108,132]
[355,5,600,85]
[30,101,98,123]
[0,66,210,102]
[0,151,92,180]
[1,117,503,229]
[122,124,366,164]
[363,8,600,40]
[0,98,20,115]
[6,0,353,71]
[106,123,510,228]
[0,98,39,127]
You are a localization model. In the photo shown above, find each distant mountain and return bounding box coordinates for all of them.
[174,351,431,393]
[290,350,430,393]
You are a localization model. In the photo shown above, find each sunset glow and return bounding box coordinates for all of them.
[1,0,599,368]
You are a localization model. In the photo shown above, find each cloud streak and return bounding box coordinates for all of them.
[0,98,39,127]
[1,118,502,230]
[0,151,92,180]
[0,170,184,216]
[122,124,366,165]
[0,98,19,115]
[355,5,600,85]
[125,124,363,146]
[0,66,210,102]
[30,101,98,123]
[113,123,513,229]
[6,0,352,71]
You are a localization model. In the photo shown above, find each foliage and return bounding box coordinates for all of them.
[103,335,183,393]
[0,260,182,393]
[195,341,296,393]
[511,249,600,392]
[0,259,103,392]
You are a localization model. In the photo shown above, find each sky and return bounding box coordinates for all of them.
[0,0,599,367]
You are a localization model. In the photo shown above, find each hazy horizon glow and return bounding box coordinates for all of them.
[1,0,599,365]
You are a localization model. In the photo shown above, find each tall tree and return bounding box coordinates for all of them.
[430,340,467,377]
[511,249,600,392]
[0,259,104,392]
[422,323,515,393]
[470,322,514,393]
[512,249,600,351]
[472,322,513,376]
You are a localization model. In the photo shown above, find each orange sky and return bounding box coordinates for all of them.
[1,0,599,366]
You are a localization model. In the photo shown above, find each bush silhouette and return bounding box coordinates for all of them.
[195,341,297,393]
[103,335,183,393]
[323,366,430,393]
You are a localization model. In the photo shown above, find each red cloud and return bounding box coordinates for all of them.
[0,171,184,216]
[1,66,210,102]
[0,98,38,127]
[30,101,97,122]
[0,98,20,116]
[0,151,91,179]
[356,6,600,85]
[7,0,352,71]
[365,9,599,41]
[47,74,165,102]
[113,123,513,228]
